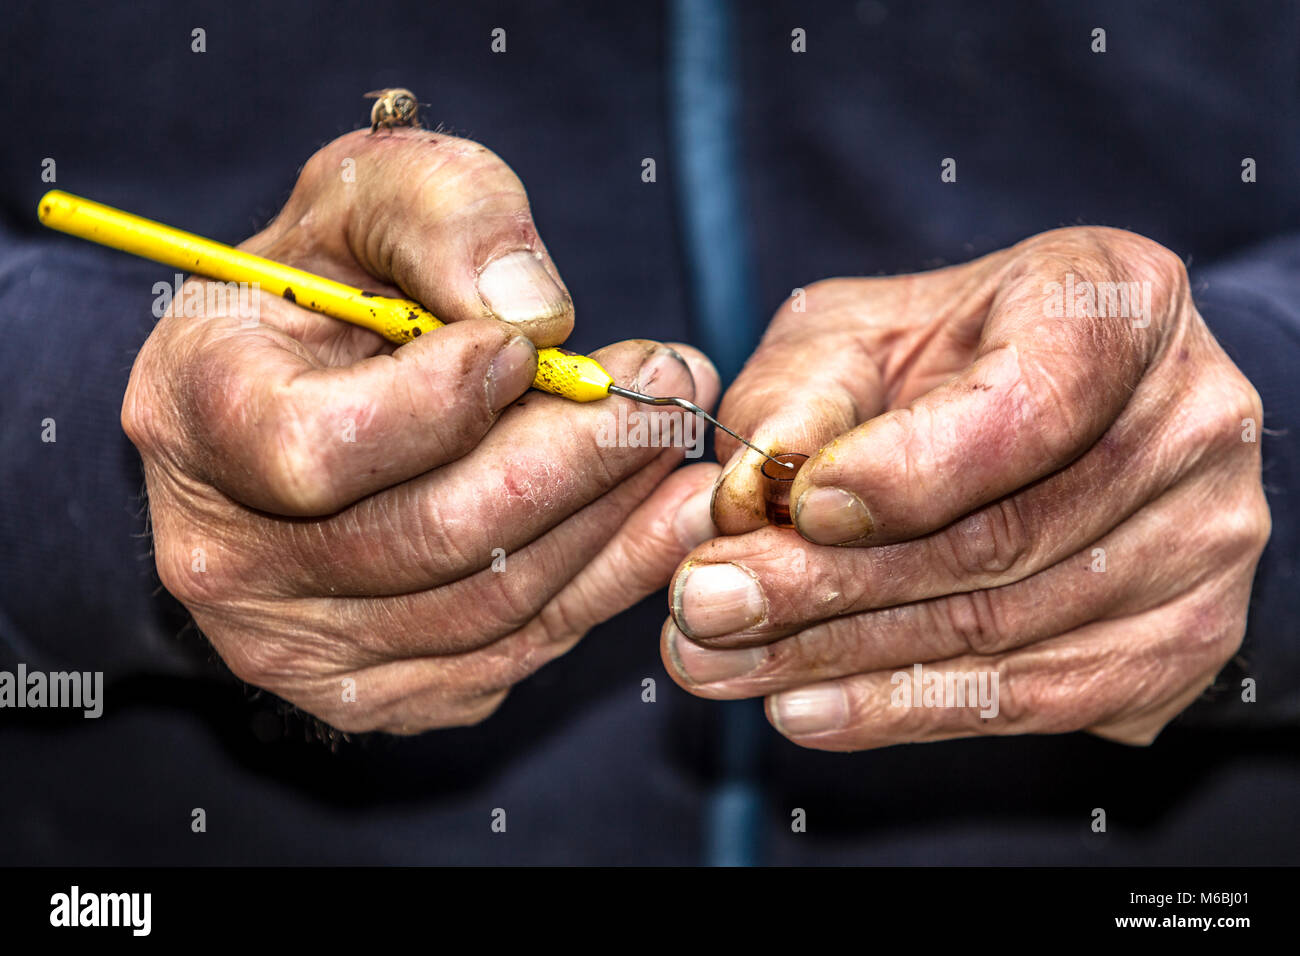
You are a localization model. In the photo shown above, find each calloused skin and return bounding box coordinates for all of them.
[662,227,1271,751]
[123,129,722,734]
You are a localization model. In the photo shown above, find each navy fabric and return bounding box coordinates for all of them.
[1,0,1297,865]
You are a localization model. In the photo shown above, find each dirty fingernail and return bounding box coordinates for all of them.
[673,486,718,550]
[478,250,570,326]
[674,562,765,638]
[771,684,849,735]
[669,622,766,683]
[486,335,538,411]
[795,486,874,545]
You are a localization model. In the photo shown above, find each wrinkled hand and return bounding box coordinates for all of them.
[123,129,721,733]
[662,227,1269,750]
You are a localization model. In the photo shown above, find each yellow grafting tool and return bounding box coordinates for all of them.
[36,190,790,467]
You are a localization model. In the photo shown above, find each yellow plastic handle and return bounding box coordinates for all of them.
[533,349,614,403]
[37,190,614,403]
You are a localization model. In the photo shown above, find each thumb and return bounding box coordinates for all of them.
[789,238,1163,546]
[711,282,885,534]
[278,128,574,346]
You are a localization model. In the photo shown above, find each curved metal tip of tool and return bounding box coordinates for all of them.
[607,385,792,469]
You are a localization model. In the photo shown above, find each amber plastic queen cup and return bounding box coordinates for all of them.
[760,453,810,528]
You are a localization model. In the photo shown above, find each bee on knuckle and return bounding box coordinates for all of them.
[364,88,423,134]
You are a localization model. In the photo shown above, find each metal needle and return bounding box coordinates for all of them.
[607,384,794,470]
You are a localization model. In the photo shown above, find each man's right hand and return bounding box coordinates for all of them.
[121,129,721,733]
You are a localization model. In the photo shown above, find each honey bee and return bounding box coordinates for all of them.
[364,88,422,133]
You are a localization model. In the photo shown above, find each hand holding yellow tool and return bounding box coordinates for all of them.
[37,190,789,468]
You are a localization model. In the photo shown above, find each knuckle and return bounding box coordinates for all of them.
[334,621,398,664]
[1171,380,1247,462]
[1239,378,1265,424]
[1210,613,1248,666]
[153,531,237,609]
[260,414,338,515]
[187,346,253,435]
[480,566,552,637]
[463,609,587,692]
[214,631,298,691]
[785,618,860,675]
[769,277,847,332]
[936,589,1011,655]
[1093,228,1187,299]
[1213,397,1255,453]
[935,497,1034,583]
[885,405,942,523]
[1019,351,1098,460]
[1248,492,1273,551]
[264,456,333,515]
[1074,226,1187,292]
[297,143,335,189]
[329,708,387,735]
[1170,360,1269,470]
[451,689,510,728]
[426,410,482,463]
[986,658,1029,726]
[1174,596,1245,672]
[1217,491,1272,561]
[188,351,342,514]
[795,277,846,308]
[121,371,164,454]
[372,689,510,735]
[1095,721,1163,747]
[534,595,590,650]
[411,499,477,580]
[404,326,503,428]
[991,657,1075,732]
[1018,228,1185,335]
[154,537,206,606]
[578,425,627,487]
[215,622,342,696]
[1215,373,1262,446]
[477,649,543,695]
[1138,238,1190,300]
[1222,378,1266,450]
